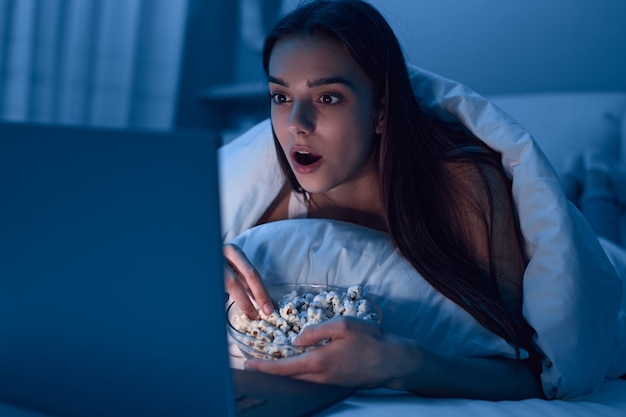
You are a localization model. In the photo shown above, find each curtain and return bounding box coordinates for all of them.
[0,0,188,130]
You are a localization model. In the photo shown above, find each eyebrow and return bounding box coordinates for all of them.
[268,75,354,89]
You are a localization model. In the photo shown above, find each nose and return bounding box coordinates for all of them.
[287,102,314,136]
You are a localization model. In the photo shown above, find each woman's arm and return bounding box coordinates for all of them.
[244,316,544,400]
[392,337,544,400]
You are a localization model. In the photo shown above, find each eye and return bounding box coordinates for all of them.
[270,93,289,105]
[318,94,341,105]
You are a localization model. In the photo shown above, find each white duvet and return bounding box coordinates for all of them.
[220,65,626,403]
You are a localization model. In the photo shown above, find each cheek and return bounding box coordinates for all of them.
[344,111,377,157]
[332,130,373,168]
[271,111,289,140]
[270,111,281,132]
[271,122,290,158]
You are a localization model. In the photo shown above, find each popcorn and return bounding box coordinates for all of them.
[307,305,326,323]
[347,286,361,301]
[279,301,300,323]
[232,285,378,359]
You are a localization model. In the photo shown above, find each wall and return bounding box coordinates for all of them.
[366,0,626,95]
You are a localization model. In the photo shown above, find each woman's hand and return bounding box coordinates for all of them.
[223,243,273,319]
[243,316,416,389]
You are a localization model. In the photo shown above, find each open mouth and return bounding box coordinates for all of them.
[293,150,322,166]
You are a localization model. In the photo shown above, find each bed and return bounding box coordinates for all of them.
[222,66,626,415]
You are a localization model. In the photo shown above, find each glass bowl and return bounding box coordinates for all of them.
[226,283,381,360]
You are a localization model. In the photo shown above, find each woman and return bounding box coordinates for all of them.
[224,0,549,400]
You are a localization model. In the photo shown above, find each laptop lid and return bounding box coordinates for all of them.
[0,122,235,417]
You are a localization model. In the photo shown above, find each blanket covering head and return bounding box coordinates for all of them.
[219,65,625,400]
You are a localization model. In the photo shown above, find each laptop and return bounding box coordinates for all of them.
[0,122,354,417]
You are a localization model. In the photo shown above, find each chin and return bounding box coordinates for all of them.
[295,180,327,195]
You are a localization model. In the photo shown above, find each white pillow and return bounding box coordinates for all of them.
[219,119,282,243]
[230,218,523,359]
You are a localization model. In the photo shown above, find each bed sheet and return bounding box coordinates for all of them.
[230,341,626,417]
[320,378,626,417]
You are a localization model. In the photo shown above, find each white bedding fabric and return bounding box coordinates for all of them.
[220,66,626,400]
[318,379,626,417]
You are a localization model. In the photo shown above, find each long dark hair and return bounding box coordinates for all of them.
[262,0,528,353]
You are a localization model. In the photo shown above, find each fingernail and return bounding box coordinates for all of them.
[262,303,273,315]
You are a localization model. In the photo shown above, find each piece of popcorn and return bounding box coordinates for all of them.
[307,305,326,323]
[275,317,289,332]
[347,285,361,301]
[264,311,281,325]
[248,324,262,338]
[298,310,308,323]
[257,331,271,343]
[312,293,329,309]
[342,299,357,316]
[326,291,341,312]
[292,295,306,310]
[280,301,300,323]
[264,344,283,356]
[273,333,289,345]
[287,330,298,342]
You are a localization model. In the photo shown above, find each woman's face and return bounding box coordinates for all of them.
[268,35,382,195]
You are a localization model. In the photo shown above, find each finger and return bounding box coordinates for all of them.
[293,318,349,346]
[223,244,272,315]
[244,353,317,379]
[223,262,259,319]
[223,244,274,315]
[294,317,379,346]
[244,350,343,386]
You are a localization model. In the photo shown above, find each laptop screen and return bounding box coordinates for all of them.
[0,122,236,417]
